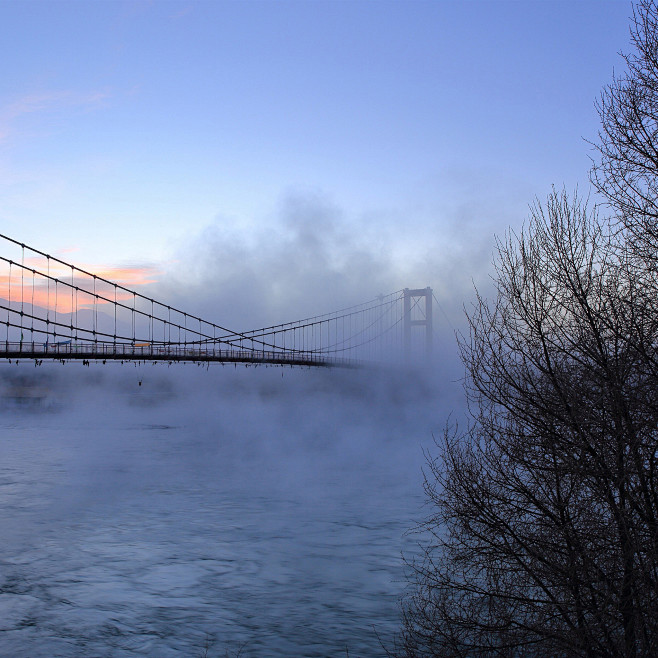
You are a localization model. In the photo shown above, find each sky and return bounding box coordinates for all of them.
[0,0,635,329]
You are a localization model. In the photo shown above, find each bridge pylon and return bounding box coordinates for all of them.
[403,287,433,361]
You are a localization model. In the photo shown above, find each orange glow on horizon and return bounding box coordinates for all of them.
[0,261,162,314]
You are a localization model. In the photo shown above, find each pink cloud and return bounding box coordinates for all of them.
[0,261,161,313]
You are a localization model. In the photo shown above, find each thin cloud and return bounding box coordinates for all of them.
[0,89,111,143]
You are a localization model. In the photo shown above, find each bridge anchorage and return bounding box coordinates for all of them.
[0,233,433,368]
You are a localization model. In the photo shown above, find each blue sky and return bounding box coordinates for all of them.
[0,0,634,322]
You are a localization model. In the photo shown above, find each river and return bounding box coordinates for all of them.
[0,362,454,656]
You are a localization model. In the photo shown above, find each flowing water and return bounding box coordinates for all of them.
[0,363,452,657]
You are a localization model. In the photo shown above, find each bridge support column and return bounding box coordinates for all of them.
[403,287,433,361]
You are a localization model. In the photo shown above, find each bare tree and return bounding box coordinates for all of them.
[592,0,658,382]
[396,191,658,657]
[591,0,658,260]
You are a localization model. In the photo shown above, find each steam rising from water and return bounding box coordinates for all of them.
[156,191,494,334]
[0,359,461,656]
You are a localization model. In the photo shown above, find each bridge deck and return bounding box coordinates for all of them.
[0,342,358,368]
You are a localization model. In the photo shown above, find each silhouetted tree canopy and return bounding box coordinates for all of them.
[398,3,658,655]
[396,193,658,657]
[592,0,658,259]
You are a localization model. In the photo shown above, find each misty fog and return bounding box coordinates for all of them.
[0,354,463,656]
[153,192,495,334]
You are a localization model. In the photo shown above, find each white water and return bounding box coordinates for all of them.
[0,363,454,656]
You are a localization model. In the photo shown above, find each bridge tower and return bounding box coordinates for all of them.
[403,287,433,360]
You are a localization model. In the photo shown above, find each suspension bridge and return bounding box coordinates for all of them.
[0,234,434,368]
